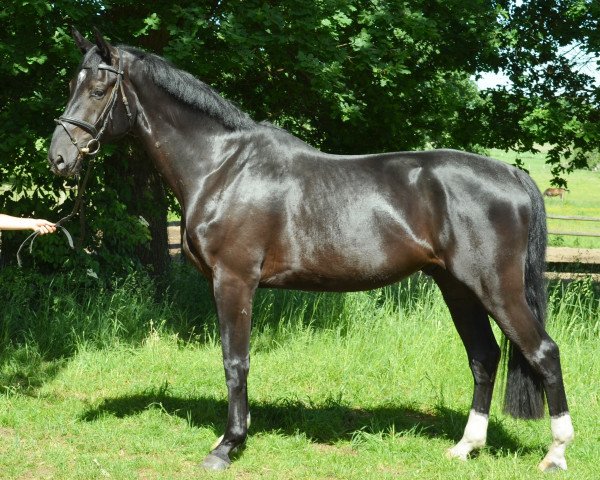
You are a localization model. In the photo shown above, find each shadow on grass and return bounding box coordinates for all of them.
[0,349,66,394]
[79,391,539,457]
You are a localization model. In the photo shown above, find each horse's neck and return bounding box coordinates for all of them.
[130,81,233,207]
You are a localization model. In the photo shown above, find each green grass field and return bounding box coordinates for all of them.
[0,266,598,479]
[490,148,600,249]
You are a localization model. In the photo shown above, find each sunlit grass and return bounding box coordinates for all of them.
[0,266,598,479]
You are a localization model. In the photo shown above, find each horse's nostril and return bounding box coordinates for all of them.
[55,155,65,166]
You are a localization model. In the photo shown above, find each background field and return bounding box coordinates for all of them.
[0,265,598,479]
[490,148,600,249]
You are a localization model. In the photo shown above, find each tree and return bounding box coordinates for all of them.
[479,0,600,186]
[0,1,173,273]
[163,0,502,153]
[0,1,518,273]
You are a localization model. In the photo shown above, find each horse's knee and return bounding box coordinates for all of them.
[519,337,569,417]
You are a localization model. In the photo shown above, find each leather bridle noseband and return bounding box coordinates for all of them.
[17,49,135,268]
[55,48,133,161]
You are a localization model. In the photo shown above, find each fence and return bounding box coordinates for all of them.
[167,219,600,278]
[546,215,600,278]
[547,215,600,238]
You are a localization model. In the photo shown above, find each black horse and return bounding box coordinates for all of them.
[48,29,574,472]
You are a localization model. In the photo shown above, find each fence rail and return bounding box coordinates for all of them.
[548,215,600,222]
[166,221,600,267]
[547,214,600,238]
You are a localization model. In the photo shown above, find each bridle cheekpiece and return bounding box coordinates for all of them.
[19,50,134,267]
[54,48,133,161]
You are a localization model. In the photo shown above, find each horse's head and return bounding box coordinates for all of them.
[48,28,134,176]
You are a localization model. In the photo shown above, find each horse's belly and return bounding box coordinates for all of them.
[259,240,430,292]
[259,269,419,292]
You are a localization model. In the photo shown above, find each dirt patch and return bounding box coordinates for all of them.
[546,247,600,264]
[168,226,182,255]
[312,443,358,456]
[17,464,56,480]
[0,426,16,437]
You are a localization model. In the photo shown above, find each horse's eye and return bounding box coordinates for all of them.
[91,89,105,98]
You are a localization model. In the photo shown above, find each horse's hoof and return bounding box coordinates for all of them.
[201,453,231,471]
[445,445,468,461]
[538,457,567,472]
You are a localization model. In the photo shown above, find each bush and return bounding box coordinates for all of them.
[0,265,209,360]
[585,149,600,171]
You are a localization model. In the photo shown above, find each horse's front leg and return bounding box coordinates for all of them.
[202,267,257,471]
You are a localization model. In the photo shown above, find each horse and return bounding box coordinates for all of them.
[543,187,568,201]
[48,29,574,472]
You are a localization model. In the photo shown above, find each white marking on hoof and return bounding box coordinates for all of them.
[446,410,489,461]
[538,456,568,472]
[538,413,574,472]
[211,434,224,451]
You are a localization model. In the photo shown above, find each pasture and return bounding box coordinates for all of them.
[0,263,599,479]
[490,148,600,249]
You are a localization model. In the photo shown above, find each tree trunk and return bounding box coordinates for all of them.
[105,143,170,277]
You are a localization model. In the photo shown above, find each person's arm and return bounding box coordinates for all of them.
[0,214,56,235]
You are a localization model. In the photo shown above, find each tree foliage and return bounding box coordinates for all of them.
[480,0,600,186]
[0,1,597,272]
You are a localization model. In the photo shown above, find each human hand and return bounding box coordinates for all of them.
[32,219,57,235]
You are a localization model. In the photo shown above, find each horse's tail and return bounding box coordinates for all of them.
[502,169,547,419]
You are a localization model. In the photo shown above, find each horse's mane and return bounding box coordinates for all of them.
[120,46,256,131]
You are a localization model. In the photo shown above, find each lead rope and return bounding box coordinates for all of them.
[16,160,94,267]
[17,49,133,267]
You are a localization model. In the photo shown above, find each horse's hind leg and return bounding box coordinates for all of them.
[432,270,500,460]
[460,267,574,471]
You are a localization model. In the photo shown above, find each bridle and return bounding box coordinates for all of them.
[54,47,133,161]
[18,48,134,267]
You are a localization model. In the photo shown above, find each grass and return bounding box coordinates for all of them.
[0,266,599,479]
[490,148,600,249]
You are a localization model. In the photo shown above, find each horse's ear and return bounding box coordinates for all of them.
[93,27,112,63]
[71,27,94,54]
